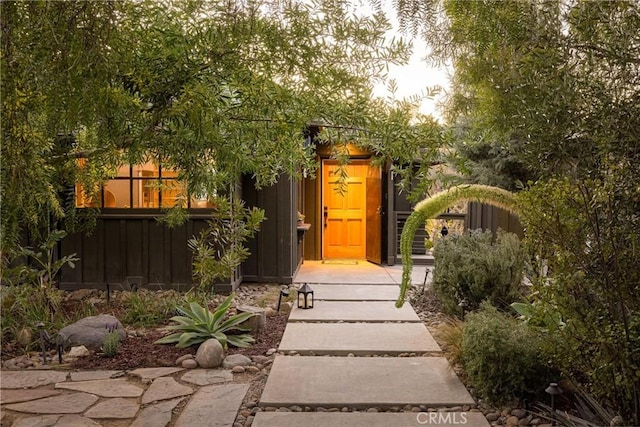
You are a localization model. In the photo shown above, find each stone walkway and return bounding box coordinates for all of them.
[1,263,488,427]
[254,280,490,427]
[0,367,247,426]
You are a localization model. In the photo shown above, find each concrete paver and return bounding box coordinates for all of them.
[288,301,420,323]
[294,261,430,286]
[252,412,490,427]
[311,284,400,301]
[175,383,249,427]
[278,322,441,355]
[260,356,475,408]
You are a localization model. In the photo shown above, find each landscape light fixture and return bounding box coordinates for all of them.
[36,321,48,365]
[458,299,469,319]
[545,382,563,424]
[277,287,290,312]
[297,283,314,309]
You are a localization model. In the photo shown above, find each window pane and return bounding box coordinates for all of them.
[132,161,159,178]
[115,165,131,177]
[161,180,186,208]
[161,167,179,178]
[104,180,130,207]
[132,179,159,208]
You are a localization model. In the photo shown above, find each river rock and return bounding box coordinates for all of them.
[223,354,252,369]
[195,339,224,368]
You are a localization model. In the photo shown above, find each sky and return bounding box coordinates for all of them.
[367,1,452,121]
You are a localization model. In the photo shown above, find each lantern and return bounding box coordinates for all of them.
[297,283,314,309]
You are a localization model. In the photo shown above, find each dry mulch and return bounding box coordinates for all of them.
[69,312,289,370]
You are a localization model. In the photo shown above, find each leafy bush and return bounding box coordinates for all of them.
[518,179,640,423]
[155,293,255,349]
[461,302,556,405]
[432,229,525,315]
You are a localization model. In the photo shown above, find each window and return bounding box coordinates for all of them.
[75,161,213,209]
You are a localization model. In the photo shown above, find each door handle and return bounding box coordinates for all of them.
[323,206,328,228]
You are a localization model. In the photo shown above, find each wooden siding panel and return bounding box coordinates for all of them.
[147,221,165,285]
[104,220,123,284]
[125,220,143,278]
[170,225,188,285]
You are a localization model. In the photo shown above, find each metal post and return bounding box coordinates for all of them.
[36,322,47,365]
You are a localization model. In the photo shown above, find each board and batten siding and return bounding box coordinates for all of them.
[59,213,214,292]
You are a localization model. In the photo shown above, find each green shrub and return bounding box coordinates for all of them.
[102,324,121,357]
[120,289,183,327]
[432,229,525,315]
[461,302,555,405]
[154,293,255,349]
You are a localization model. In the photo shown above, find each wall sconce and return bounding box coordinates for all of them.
[297,283,314,309]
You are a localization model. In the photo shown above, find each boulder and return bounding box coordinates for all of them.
[223,354,252,369]
[237,305,266,334]
[195,339,224,368]
[57,315,126,350]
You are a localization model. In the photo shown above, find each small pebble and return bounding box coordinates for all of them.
[232,366,246,374]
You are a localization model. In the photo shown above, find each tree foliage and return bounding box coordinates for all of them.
[395,0,640,420]
[1,0,443,274]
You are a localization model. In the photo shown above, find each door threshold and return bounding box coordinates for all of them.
[321,259,361,265]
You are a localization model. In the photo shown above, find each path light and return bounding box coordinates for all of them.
[277,287,290,312]
[36,321,49,364]
[458,299,469,319]
[297,283,314,309]
[545,382,563,425]
[441,225,449,237]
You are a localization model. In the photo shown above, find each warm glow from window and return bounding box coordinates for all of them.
[75,161,214,209]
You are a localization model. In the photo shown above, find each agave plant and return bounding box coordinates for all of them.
[154,294,255,349]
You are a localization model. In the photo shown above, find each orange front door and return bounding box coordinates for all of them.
[322,160,367,259]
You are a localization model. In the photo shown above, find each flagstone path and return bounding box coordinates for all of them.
[0,368,246,427]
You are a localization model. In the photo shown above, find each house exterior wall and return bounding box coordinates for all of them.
[59,212,218,292]
[58,175,302,292]
[242,174,300,284]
